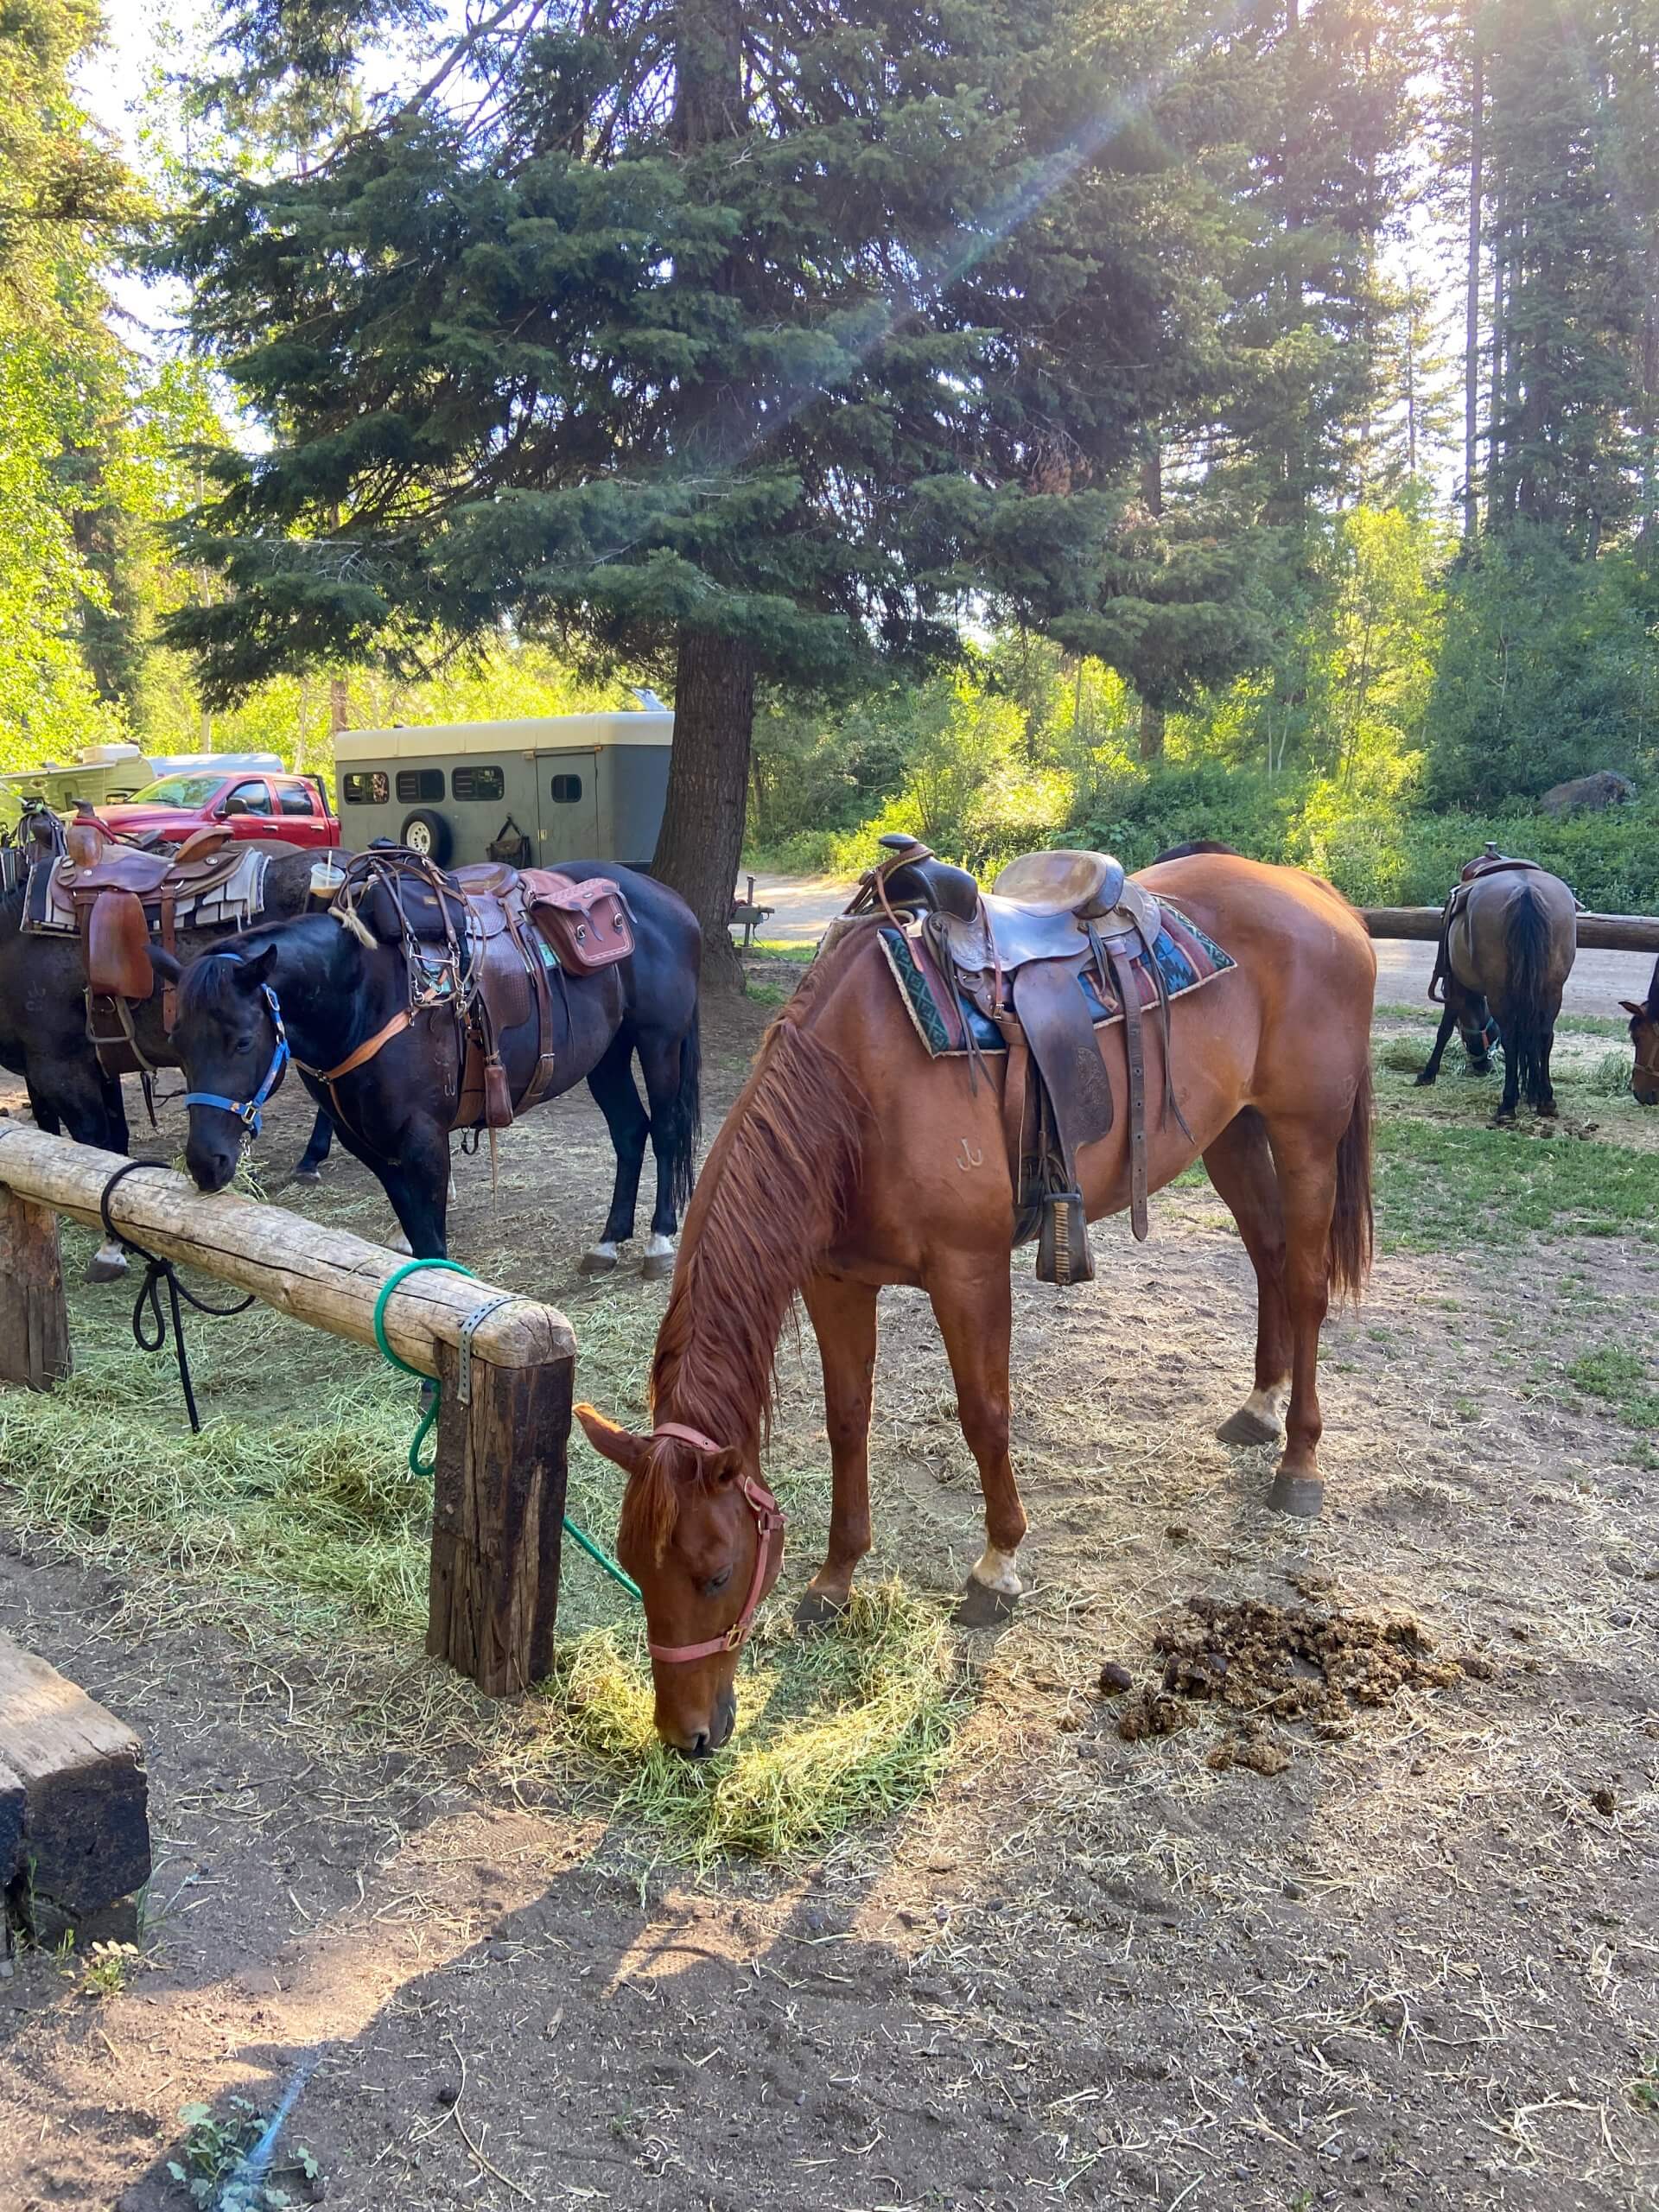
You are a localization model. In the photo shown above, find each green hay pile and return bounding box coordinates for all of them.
[514,1580,969,1864]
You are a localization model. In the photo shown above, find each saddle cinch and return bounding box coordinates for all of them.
[22,806,272,1078]
[326,850,635,1133]
[852,836,1193,1286]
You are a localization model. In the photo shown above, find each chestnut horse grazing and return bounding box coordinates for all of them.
[577,854,1375,1758]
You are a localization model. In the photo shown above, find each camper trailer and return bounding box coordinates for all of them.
[331,709,673,870]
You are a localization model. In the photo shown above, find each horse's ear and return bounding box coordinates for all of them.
[235,945,279,990]
[575,1403,652,1478]
[1621,1001,1646,1020]
[149,947,182,989]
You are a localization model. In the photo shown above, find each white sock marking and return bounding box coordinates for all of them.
[970,1544,1022,1597]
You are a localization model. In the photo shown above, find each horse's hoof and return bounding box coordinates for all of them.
[291,1166,322,1186]
[1412,1071,1435,1088]
[955,1578,1018,1629]
[1217,1405,1281,1446]
[793,1591,848,1635]
[1266,1473,1324,1518]
[84,1253,128,1285]
[579,1248,620,1276]
[641,1250,676,1282]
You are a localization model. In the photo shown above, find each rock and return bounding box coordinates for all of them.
[1538,769,1636,816]
[1590,1785,1617,1817]
[1096,1662,1134,1694]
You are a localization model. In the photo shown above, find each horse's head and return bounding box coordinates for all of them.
[152,944,286,1189]
[1622,957,1659,1106]
[575,1405,784,1758]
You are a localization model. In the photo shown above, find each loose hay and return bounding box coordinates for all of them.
[514,1580,969,1865]
[1107,1596,1479,1770]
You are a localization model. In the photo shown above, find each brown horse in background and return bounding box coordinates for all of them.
[577,854,1376,1758]
[1415,862,1579,1118]
[1625,956,1659,1104]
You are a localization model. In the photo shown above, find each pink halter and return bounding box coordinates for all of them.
[645,1426,786,1666]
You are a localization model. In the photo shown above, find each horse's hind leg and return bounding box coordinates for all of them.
[797,1271,879,1628]
[580,1034,650,1274]
[925,1259,1027,1624]
[1203,1109,1290,1446]
[293,1109,333,1183]
[1414,1006,1458,1086]
[1261,1116,1339,1516]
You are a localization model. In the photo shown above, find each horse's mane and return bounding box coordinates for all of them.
[175,946,260,1020]
[618,928,871,1560]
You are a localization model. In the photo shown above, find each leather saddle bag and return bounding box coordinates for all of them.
[521,871,635,972]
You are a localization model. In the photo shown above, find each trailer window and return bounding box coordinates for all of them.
[342,772,390,805]
[550,773,583,804]
[396,768,446,803]
[451,765,505,801]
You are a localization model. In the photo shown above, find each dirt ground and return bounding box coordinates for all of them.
[1,965,1656,2212]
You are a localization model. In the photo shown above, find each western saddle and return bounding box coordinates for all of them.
[315,849,635,1133]
[23,806,273,1079]
[852,835,1189,1282]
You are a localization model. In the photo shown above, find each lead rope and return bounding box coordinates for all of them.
[369,1257,639,1595]
[98,1160,257,1434]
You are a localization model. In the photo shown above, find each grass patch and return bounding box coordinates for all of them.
[1376,1117,1659,1250]
[515,1581,969,1865]
[1564,1345,1659,1432]
[1375,1001,1632,1039]
[744,939,817,963]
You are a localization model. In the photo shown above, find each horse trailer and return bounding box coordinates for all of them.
[332,710,673,870]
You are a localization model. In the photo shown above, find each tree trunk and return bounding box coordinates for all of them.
[654,630,755,982]
[1138,702,1166,762]
[1464,41,1484,536]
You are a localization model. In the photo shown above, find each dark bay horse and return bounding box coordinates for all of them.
[1624,956,1659,1105]
[1414,862,1578,1118]
[575,853,1376,1757]
[156,862,701,1268]
[0,845,334,1279]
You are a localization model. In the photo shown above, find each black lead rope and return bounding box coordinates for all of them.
[99,1161,257,1434]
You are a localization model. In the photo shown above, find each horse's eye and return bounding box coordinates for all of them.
[702,1567,733,1597]
[235,1036,255,1054]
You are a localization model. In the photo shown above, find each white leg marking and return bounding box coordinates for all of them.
[970,1544,1023,1598]
[644,1231,676,1262]
[86,1239,129,1283]
[591,1239,620,1262]
[389,1230,413,1256]
[1242,1384,1287,1426]
[448,1175,459,1205]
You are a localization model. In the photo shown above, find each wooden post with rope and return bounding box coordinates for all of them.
[0,1125,576,1697]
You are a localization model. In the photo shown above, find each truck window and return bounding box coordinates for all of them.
[277,784,316,816]
[550,774,583,804]
[226,779,273,815]
[396,768,445,803]
[451,765,504,801]
[343,772,390,805]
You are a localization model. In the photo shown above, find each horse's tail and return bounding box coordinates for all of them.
[660,1009,702,1221]
[1328,1055,1374,1304]
[1502,883,1554,1111]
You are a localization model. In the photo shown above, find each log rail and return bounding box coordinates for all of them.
[0,1124,576,1698]
[1360,906,1659,953]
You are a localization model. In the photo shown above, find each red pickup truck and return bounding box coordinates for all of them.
[98,770,340,850]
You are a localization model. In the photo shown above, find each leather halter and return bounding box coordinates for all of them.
[644,1425,786,1667]
[182,972,290,1137]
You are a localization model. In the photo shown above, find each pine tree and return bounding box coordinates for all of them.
[162,0,1267,963]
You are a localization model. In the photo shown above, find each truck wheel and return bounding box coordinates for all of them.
[399,810,453,865]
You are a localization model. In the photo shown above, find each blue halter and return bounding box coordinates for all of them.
[183,976,291,1137]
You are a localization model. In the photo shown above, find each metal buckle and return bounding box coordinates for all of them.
[457,1292,518,1406]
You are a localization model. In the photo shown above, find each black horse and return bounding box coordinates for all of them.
[156,861,702,1269]
[0,845,335,1279]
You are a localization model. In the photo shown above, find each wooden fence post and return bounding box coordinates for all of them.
[0,1185,71,1391]
[426,1332,575,1697]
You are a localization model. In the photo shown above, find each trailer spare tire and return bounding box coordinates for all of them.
[399,809,453,865]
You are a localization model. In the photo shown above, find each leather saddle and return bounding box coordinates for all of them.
[856,836,1184,1280]
[30,808,270,1077]
[328,849,635,1133]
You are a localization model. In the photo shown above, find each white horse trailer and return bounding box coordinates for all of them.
[333,710,673,870]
